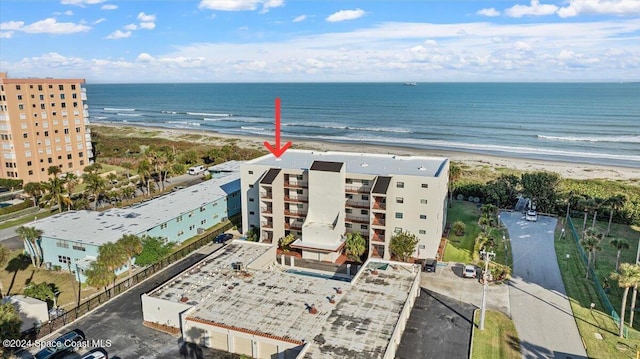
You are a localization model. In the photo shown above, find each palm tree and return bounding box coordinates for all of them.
[0,244,10,297]
[16,226,43,267]
[117,234,143,276]
[448,162,461,208]
[606,194,627,237]
[85,261,115,292]
[64,172,80,196]
[344,232,366,263]
[611,239,630,272]
[41,176,70,213]
[136,159,152,197]
[47,165,61,178]
[98,242,127,286]
[83,173,106,210]
[580,228,602,279]
[579,197,596,234]
[611,263,640,337]
[23,182,44,207]
[591,197,606,228]
[120,186,135,201]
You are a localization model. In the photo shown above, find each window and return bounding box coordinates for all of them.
[200,206,205,212]
[177,230,184,236]
[360,224,368,230]
[397,182,404,188]
[38,85,43,91]
[188,211,194,217]
[72,244,86,251]
[394,227,402,233]
[189,225,195,230]
[27,161,32,166]
[248,170,253,174]
[346,223,352,228]
[58,255,71,264]
[71,84,76,90]
[47,157,53,163]
[49,84,53,89]
[18,104,24,110]
[51,103,55,107]
[421,184,428,188]
[67,154,72,160]
[177,215,183,222]
[15,85,21,90]
[362,194,369,201]
[346,208,352,214]
[56,240,69,248]
[249,211,255,215]
[78,152,83,157]
[44,131,49,137]
[40,103,45,109]
[60,94,65,100]
[360,209,368,215]
[296,189,303,194]
[419,230,426,234]
[296,175,303,180]
[249,184,254,188]
[79,160,84,165]
[249,198,254,202]
[59,85,64,90]
[420,199,428,204]
[395,212,403,219]
[346,178,353,184]
[28,170,33,175]
[23,133,27,138]
[420,214,427,220]
[160,223,167,229]
[396,197,404,204]
[61,102,66,108]
[362,180,370,185]
[200,219,207,225]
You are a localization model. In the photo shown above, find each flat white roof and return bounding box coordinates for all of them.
[32,171,239,245]
[245,149,448,177]
[152,241,418,358]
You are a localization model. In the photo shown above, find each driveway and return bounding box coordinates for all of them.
[501,211,587,359]
[396,288,475,359]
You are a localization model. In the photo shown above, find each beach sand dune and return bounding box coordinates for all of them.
[93,123,640,182]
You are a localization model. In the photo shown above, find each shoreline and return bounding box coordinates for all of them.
[91,122,640,182]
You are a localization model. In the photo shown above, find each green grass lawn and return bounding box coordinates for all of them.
[444,201,482,263]
[472,310,521,359]
[556,218,640,358]
[1,250,99,310]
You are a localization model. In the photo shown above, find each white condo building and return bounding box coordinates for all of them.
[241,150,449,262]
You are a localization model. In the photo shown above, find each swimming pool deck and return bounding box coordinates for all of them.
[148,240,420,358]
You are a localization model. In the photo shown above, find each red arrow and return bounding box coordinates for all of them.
[263,97,292,158]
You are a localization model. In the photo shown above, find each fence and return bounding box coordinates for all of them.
[566,216,627,337]
[18,221,234,344]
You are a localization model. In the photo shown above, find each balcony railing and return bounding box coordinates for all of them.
[372,201,386,210]
[284,181,308,189]
[284,210,307,217]
[284,196,308,203]
[345,200,370,209]
[372,218,386,226]
[345,185,371,194]
[345,215,369,224]
[371,234,385,243]
[284,222,303,230]
[260,192,273,200]
[260,221,273,229]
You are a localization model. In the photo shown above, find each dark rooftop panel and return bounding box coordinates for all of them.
[260,168,281,185]
[310,161,344,173]
[372,176,392,194]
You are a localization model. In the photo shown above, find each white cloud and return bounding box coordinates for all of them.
[326,8,365,22]
[123,23,138,31]
[0,31,14,38]
[477,8,501,17]
[0,21,25,31]
[137,53,155,62]
[514,41,533,51]
[54,10,75,16]
[101,4,118,10]
[424,39,438,46]
[6,18,91,34]
[505,0,558,18]
[137,12,156,22]
[139,22,156,30]
[198,0,284,12]
[293,15,307,23]
[61,0,106,6]
[94,18,106,24]
[557,0,640,17]
[106,29,131,39]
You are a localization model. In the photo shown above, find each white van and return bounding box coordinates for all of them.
[188,165,205,175]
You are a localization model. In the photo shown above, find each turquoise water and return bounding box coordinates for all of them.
[286,269,351,282]
[0,203,11,208]
[85,83,640,167]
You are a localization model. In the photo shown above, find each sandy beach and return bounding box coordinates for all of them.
[92,123,640,182]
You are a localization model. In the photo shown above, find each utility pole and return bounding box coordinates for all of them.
[479,250,496,330]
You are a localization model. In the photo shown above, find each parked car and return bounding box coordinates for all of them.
[423,258,438,272]
[526,210,538,222]
[463,264,477,279]
[214,233,233,243]
[35,329,84,359]
[81,348,108,359]
[187,165,205,175]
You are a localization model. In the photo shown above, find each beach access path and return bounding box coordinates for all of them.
[501,211,587,359]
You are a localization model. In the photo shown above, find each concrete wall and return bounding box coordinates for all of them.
[383,263,422,359]
[240,164,271,234]
[302,166,345,243]
[141,294,192,329]
[182,318,303,359]
[246,242,276,270]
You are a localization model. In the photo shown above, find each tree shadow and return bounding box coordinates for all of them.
[5,253,31,296]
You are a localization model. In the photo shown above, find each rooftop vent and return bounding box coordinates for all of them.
[361,163,368,167]
[418,166,427,171]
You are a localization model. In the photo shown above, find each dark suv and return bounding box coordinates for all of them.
[423,258,438,272]
[35,329,85,359]
[214,233,233,243]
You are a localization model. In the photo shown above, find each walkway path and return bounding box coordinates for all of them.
[501,212,587,359]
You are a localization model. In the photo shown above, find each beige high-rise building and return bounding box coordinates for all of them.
[241,150,449,262]
[0,72,93,183]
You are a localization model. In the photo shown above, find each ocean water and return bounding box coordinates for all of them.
[85,83,640,168]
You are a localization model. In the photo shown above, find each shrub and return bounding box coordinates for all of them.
[453,221,466,236]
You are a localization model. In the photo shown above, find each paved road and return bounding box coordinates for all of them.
[396,288,475,359]
[501,211,587,359]
[22,242,227,359]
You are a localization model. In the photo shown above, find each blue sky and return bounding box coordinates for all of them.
[1,0,639,82]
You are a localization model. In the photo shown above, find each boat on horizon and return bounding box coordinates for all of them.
[403,82,417,86]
